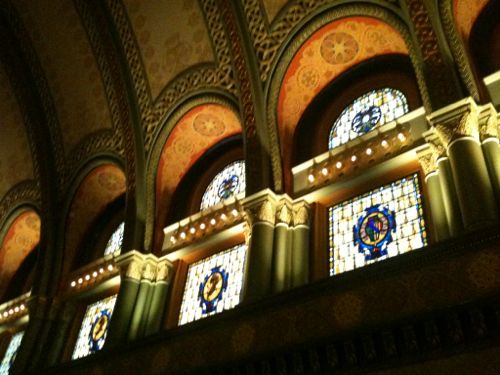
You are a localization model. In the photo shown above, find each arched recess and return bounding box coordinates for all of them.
[62,162,126,277]
[147,98,243,252]
[440,0,492,102]
[0,208,40,301]
[266,5,429,193]
[293,54,422,165]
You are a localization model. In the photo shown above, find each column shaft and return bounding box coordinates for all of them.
[425,173,450,241]
[272,223,290,293]
[482,139,500,207]
[144,281,169,336]
[437,158,463,236]
[291,225,310,287]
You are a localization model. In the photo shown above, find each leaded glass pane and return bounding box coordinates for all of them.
[328,88,409,150]
[200,161,246,210]
[104,222,124,256]
[72,295,117,360]
[0,331,24,375]
[329,174,427,276]
[178,243,247,325]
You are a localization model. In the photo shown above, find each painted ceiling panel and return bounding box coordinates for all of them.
[156,104,241,219]
[0,211,40,299]
[123,0,214,100]
[262,0,288,22]
[64,164,126,274]
[278,17,408,158]
[453,0,489,38]
[14,0,113,154]
[0,65,34,199]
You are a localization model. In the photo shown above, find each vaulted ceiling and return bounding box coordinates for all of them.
[0,0,489,297]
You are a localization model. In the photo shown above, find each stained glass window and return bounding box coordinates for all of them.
[0,331,24,375]
[72,295,117,360]
[200,161,246,210]
[328,88,409,150]
[178,243,247,325]
[103,222,124,256]
[329,174,427,276]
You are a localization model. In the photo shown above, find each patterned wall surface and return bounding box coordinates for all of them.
[156,104,241,220]
[64,165,126,275]
[123,0,214,100]
[262,0,288,22]
[14,0,113,154]
[0,211,40,299]
[0,65,34,199]
[453,0,489,38]
[278,16,408,159]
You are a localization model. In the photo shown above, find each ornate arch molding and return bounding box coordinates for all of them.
[0,185,40,241]
[266,3,430,191]
[144,94,241,252]
[439,0,480,102]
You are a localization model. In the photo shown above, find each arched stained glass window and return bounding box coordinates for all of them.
[178,243,247,325]
[200,161,246,210]
[72,295,117,359]
[0,331,24,375]
[329,174,427,275]
[103,222,124,257]
[328,88,409,150]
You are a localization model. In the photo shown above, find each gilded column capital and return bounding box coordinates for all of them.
[416,145,438,177]
[156,260,173,282]
[242,190,278,226]
[116,250,145,281]
[276,201,292,225]
[293,201,311,227]
[428,98,479,147]
[478,104,498,142]
[142,260,157,281]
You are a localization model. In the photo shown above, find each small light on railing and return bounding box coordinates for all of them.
[8,309,13,315]
[2,312,7,318]
[78,278,83,284]
[336,161,343,169]
[397,132,406,142]
[381,139,389,148]
[199,223,206,230]
[92,271,98,278]
[85,274,90,281]
[189,227,196,234]
[365,148,373,156]
[107,264,114,271]
[308,173,315,183]
[71,281,76,287]
[170,235,176,244]
[231,209,239,217]
[99,268,104,274]
[210,218,216,226]
[14,307,19,313]
[220,213,227,221]
[321,167,328,176]
[20,304,25,311]
[180,232,186,240]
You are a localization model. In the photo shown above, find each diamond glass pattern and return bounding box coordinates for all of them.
[103,222,124,256]
[329,174,427,275]
[72,295,117,359]
[178,243,247,325]
[200,161,245,210]
[328,88,409,150]
[0,331,24,375]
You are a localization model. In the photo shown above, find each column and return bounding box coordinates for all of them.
[436,157,463,236]
[479,104,500,207]
[430,98,499,231]
[105,252,142,347]
[291,201,310,288]
[45,301,76,366]
[144,260,172,336]
[242,191,276,302]
[417,146,449,242]
[272,201,292,293]
[128,257,156,341]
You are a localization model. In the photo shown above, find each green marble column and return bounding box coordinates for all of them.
[45,301,76,366]
[437,157,463,236]
[144,260,172,336]
[105,253,142,348]
[482,139,500,206]
[128,259,156,341]
[242,193,276,302]
[272,203,292,293]
[291,201,310,288]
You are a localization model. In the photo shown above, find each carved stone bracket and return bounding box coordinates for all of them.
[428,98,480,147]
[478,104,498,142]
